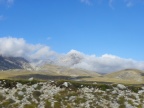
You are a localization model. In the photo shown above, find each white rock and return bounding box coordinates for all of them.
[138,90,144,94]
[93,82,97,84]
[28,77,34,81]
[32,84,38,89]
[117,84,126,90]
[81,85,83,87]
[62,82,70,87]
[125,102,134,108]
[16,83,23,88]
[69,96,76,101]
[141,86,144,90]
[18,91,24,96]
[112,90,117,95]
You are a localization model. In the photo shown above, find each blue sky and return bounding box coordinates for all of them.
[0,0,144,61]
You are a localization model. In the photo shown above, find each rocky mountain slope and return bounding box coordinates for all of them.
[0,55,32,70]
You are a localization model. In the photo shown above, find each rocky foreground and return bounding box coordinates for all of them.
[0,79,144,108]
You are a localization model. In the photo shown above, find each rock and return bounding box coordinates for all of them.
[28,77,34,81]
[32,84,38,89]
[16,83,23,88]
[141,86,144,90]
[81,85,83,87]
[125,102,134,108]
[18,91,24,96]
[0,81,1,84]
[117,84,126,90]
[62,82,71,87]
[69,96,76,101]
[112,90,117,94]
[106,89,111,92]
[93,82,97,84]
[138,90,144,94]
[50,80,54,83]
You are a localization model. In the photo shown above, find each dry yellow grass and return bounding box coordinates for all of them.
[0,68,144,85]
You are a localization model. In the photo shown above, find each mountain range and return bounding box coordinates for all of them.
[0,55,144,84]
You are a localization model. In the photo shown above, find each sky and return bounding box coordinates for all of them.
[0,0,144,73]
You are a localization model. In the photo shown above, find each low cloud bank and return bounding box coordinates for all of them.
[57,50,144,73]
[0,37,56,59]
[0,37,144,73]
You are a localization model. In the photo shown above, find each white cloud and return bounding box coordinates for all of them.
[0,37,56,60]
[0,0,14,7]
[125,0,133,7]
[80,0,91,5]
[109,0,114,9]
[80,0,141,8]
[57,50,144,73]
[1,37,144,73]
[7,0,14,6]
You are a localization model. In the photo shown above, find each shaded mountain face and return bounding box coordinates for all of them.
[0,55,32,70]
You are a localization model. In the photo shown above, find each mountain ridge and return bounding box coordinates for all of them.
[0,55,32,70]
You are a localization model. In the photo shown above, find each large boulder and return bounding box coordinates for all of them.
[117,84,126,90]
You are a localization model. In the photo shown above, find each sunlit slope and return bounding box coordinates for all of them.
[104,69,144,82]
[1,67,144,84]
[38,64,101,77]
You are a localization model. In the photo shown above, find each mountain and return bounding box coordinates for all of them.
[56,50,84,67]
[0,55,32,70]
[37,64,101,77]
[104,69,144,82]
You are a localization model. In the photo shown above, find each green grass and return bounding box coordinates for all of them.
[54,102,61,108]
[0,93,5,101]
[32,91,41,101]
[45,100,52,108]
[117,96,126,108]
[23,104,37,108]
[128,100,134,106]
[1,99,15,108]
[127,86,142,93]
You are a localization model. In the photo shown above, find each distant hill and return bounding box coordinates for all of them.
[0,55,32,70]
[37,64,101,77]
[104,69,144,82]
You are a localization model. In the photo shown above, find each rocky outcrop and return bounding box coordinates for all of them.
[0,80,144,108]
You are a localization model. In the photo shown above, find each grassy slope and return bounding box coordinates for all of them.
[0,68,144,84]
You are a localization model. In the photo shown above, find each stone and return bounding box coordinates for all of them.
[16,83,23,88]
[141,86,144,90]
[32,84,38,89]
[112,90,117,95]
[117,84,126,90]
[28,77,34,81]
[93,82,97,84]
[62,82,70,87]
[138,90,144,94]
[18,91,24,96]
[69,96,76,101]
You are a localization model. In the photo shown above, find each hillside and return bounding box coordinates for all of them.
[0,55,32,70]
[105,69,144,82]
[38,64,101,77]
